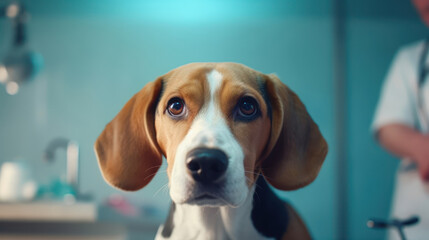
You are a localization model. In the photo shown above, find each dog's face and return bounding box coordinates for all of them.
[155,64,271,206]
[95,63,328,207]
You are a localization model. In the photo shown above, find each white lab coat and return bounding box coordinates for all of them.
[373,40,429,240]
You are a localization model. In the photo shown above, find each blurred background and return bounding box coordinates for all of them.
[0,0,426,239]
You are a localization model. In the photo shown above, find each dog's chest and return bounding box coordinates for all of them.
[155,191,273,240]
[156,206,228,240]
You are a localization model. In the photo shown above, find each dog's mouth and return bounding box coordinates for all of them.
[186,193,227,206]
[171,173,249,207]
[193,194,217,201]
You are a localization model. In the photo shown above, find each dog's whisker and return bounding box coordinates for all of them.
[243,170,263,176]
[144,164,164,172]
[153,183,170,197]
[142,171,162,181]
[163,184,170,194]
[142,169,168,181]
[253,189,262,202]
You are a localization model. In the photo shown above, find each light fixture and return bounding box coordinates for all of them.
[0,2,43,95]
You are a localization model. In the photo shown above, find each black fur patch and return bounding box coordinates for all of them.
[258,76,272,120]
[155,79,164,116]
[161,202,175,238]
[251,176,289,239]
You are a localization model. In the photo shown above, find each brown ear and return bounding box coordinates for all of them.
[262,74,328,190]
[94,78,163,191]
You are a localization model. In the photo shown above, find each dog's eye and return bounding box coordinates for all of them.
[236,96,259,121]
[167,97,186,118]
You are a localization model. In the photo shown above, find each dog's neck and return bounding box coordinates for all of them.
[156,186,267,240]
[156,177,288,240]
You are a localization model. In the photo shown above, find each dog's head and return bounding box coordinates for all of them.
[95,63,328,207]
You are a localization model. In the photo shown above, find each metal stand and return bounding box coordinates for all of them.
[367,216,419,240]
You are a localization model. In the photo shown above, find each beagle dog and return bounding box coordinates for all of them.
[95,63,328,240]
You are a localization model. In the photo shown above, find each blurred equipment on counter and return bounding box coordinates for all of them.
[0,2,43,95]
[43,137,79,201]
[367,216,420,240]
[0,160,37,201]
[105,194,139,217]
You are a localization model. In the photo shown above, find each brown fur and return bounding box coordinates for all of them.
[94,77,163,191]
[262,74,328,190]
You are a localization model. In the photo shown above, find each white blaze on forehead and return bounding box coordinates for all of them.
[207,69,223,97]
[204,69,223,124]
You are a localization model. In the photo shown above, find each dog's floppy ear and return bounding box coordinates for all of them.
[94,77,163,191]
[262,74,328,190]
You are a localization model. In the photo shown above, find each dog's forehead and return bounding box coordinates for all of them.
[162,62,263,91]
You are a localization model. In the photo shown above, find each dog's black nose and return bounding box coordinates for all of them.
[186,148,228,183]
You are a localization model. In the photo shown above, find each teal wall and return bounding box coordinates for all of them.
[345,0,429,239]
[0,0,337,239]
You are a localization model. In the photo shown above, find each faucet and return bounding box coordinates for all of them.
[44,138,79,194]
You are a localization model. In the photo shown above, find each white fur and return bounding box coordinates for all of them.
[156,186,272,240]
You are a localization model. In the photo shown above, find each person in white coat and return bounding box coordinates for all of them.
[372,0,429,239]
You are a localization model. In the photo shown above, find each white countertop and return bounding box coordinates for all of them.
[0,201,97,222]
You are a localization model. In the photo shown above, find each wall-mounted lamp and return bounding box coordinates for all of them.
[0,2,43,95]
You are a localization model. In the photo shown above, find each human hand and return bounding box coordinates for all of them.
[377,124,429,181]
[412,137,429,182]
